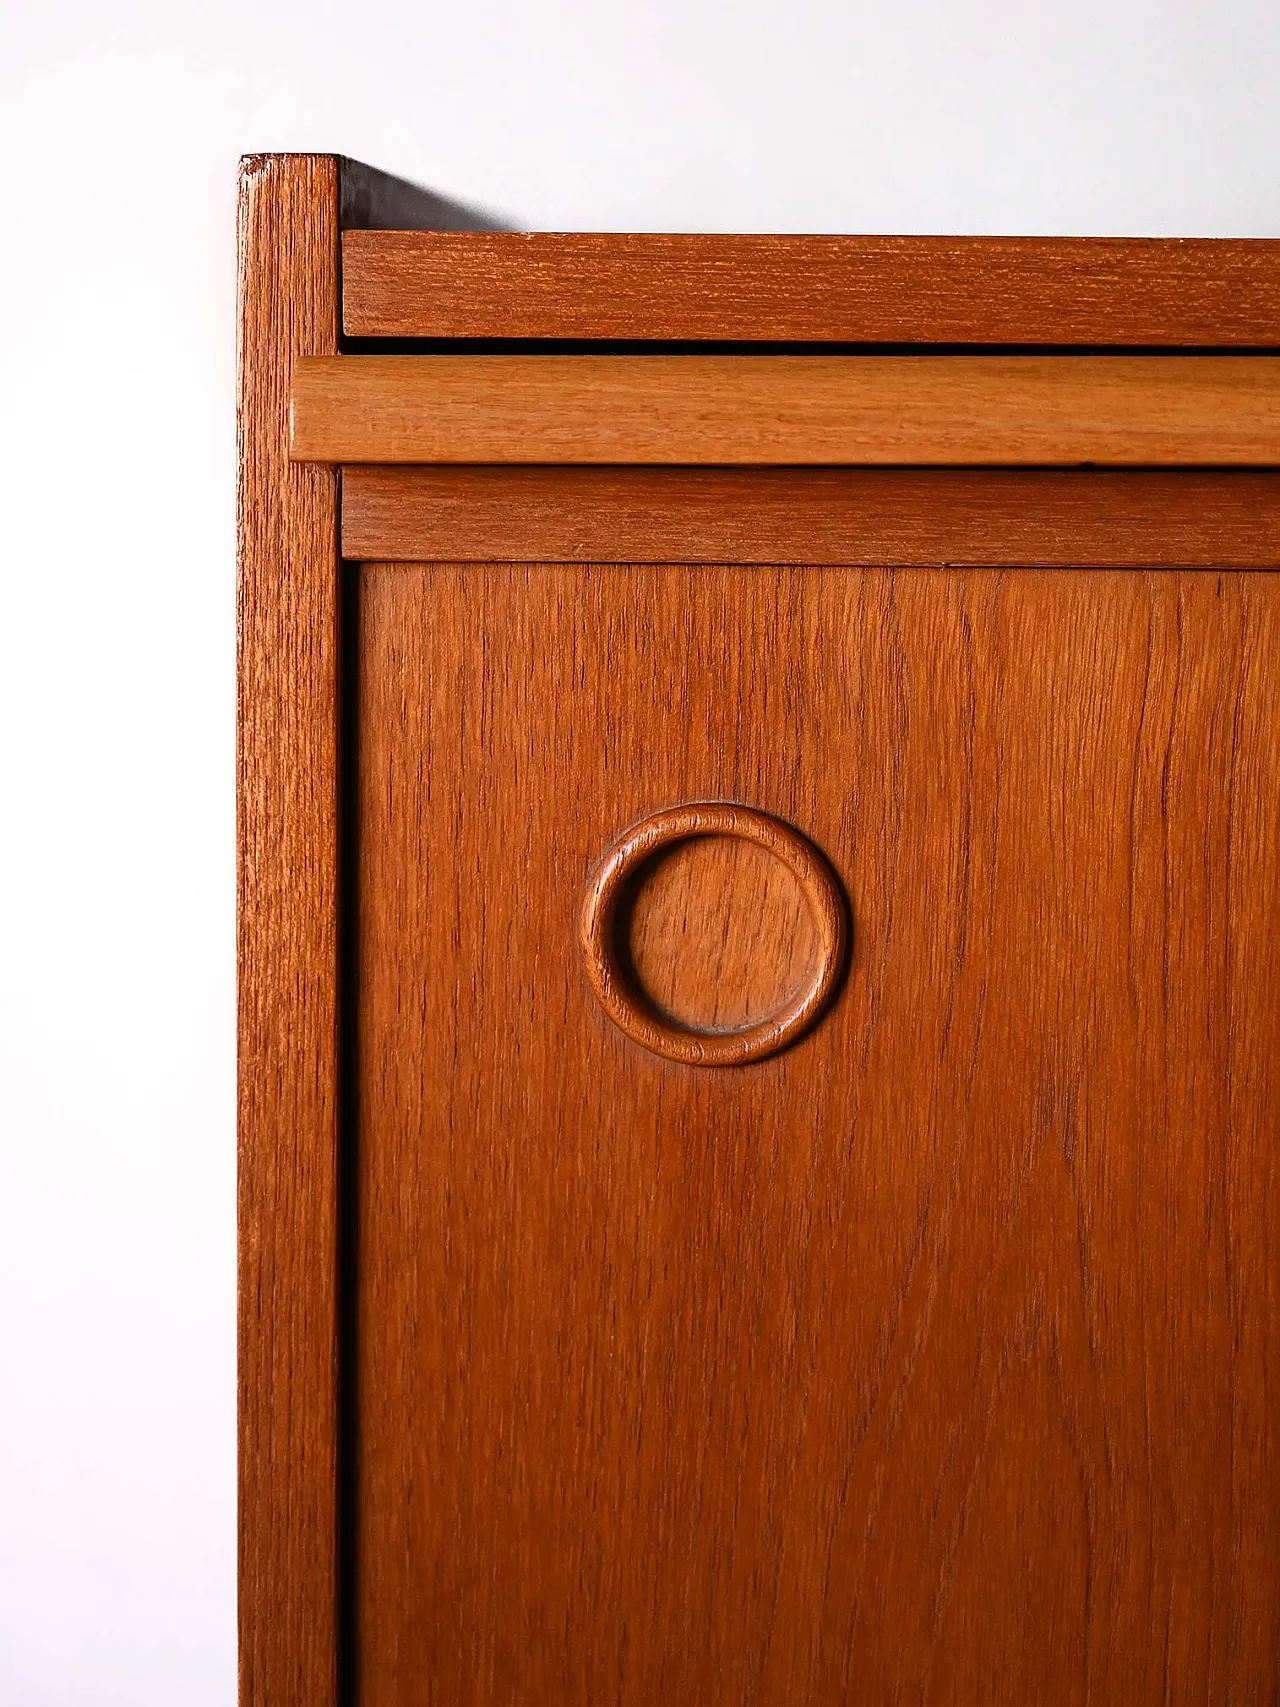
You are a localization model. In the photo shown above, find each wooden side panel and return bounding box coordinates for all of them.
[354,563,1280,1707]
[237,153,341,1707]
[341,231,1280,344]
[341,466,1280,567]
[291,354,1280,467]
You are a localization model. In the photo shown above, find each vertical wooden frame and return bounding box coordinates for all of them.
[237,153,341,1707]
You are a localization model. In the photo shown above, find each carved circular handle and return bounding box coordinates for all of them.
[579,802,847,1066]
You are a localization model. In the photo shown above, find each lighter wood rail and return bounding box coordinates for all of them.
[290,354,1280,467]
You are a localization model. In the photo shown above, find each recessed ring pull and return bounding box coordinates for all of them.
[579,802,848,1067]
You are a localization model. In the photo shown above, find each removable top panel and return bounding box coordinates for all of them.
[342,232,1280,345]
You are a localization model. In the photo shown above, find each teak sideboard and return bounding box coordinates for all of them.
[238,153,1280,1706]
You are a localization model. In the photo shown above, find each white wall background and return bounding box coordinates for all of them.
[0,2,1277,1701]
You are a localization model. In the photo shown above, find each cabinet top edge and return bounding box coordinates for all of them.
[341,227,1280,346]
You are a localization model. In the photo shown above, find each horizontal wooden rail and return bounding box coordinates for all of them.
[292,355,1280,467]
[341,232,1280,345]
[341,467,1280,566]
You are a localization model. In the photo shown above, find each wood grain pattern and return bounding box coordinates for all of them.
[292,354,1280,466]
[355,560,1280,1706]
[342,465,1280,566]
[342,231,1280,345]
[579,802,847,1066]
[627,836,817,1032]
[237,152,341,1707]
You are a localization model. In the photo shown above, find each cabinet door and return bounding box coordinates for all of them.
[354,563,1280,1706]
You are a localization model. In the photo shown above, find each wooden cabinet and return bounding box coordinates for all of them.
[239,155,1280,1706]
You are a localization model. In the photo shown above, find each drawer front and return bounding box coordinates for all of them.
[353,562,1280,1706]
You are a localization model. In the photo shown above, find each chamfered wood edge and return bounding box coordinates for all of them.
[237,152,341,1707]
[291,355,1280,468]
[342,230,1280,345]
[340,466,1280,567]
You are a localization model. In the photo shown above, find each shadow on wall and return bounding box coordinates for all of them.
[341,158,517,231]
